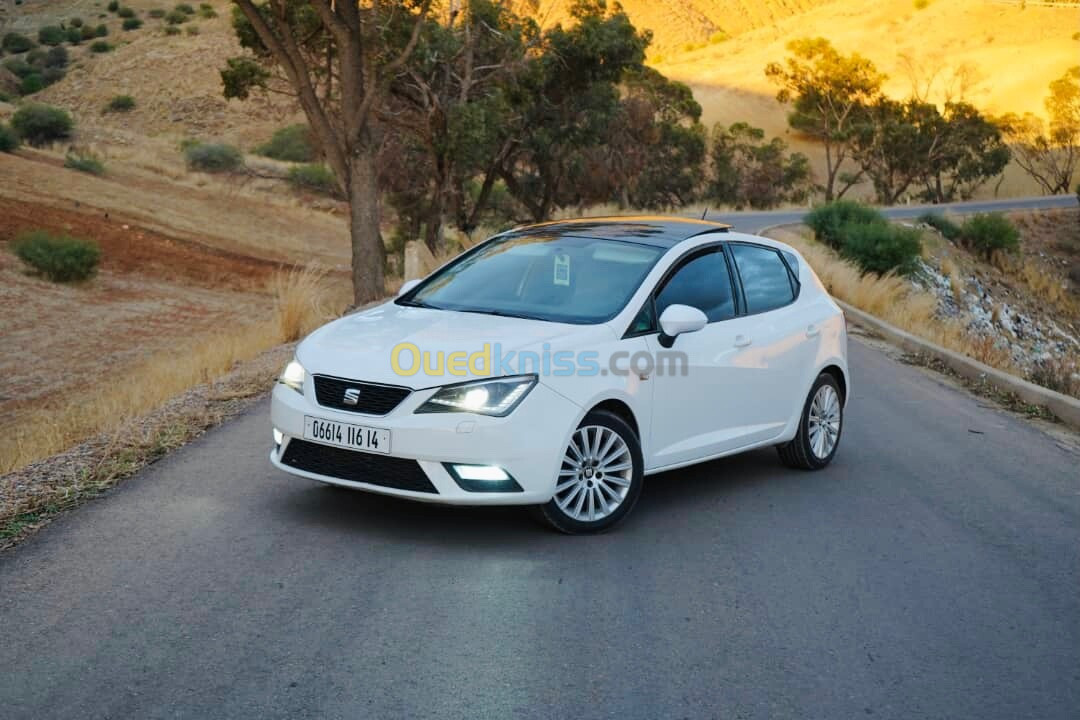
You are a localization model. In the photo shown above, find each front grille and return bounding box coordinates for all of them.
[313,375,411,415]
[281,440,437,493]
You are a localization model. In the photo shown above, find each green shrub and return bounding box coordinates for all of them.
[256,123,316,162]
[11,103,73,146]
[41,66,65,86]
[19,73,44,95]
[805,200,886,250]
[64,149,105,175]
[89,40,113,53]
[2,32,36,54]
[3,58,33,79]
[164,9,189,24]
[184,141,243,172]
[918,213,961,241]
[0,90,11,103]
[148,8,166,18]
[25,47,47,65]
[163,24,181,35]
[185,24,199,35]
[11,231,101,282]
[69,17,84,28]
[95,24,109,37]
[117,6,136,18]
[38,26,65,46]
[287,163,338,196]
[104,94,135,112]
[175,3,196,14]
[45,45,69,68]
[122,17,143,30]
[0,123,20,152]
[959,213,1020,259]
[198,4,217,18]
[838,221,923,276]
[107,0,120,11]
[65,27,83,44]
[80,25,97,40]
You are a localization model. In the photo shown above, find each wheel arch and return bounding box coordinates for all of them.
[820,363,848,405]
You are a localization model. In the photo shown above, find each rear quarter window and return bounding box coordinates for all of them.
[731,244,797,315]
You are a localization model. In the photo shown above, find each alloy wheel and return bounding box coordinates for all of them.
[808,384,841,459]
[554,425,633,522]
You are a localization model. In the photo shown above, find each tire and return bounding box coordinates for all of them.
[777,372,844,470]
[533,409,644,534]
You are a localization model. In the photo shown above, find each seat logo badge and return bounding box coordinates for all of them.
[343,388,361,406]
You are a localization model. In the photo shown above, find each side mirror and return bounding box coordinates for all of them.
[397,278,422,297]
[658,304,707,348]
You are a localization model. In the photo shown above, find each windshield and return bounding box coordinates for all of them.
[397,233,666,324]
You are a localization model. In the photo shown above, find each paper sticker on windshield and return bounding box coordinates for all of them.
[554,253,570,286]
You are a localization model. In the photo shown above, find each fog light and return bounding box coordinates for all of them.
[452,464,508,481]
[443,463,522,493]
[273,428,284,446]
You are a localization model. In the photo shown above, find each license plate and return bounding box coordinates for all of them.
[303,416,390,454]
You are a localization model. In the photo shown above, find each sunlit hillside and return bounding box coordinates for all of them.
[649,0,1079,196]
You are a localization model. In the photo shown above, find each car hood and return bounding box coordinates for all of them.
[296,301,613,389]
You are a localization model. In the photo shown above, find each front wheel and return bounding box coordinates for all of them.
[777,373,843,470]
[533,410,644,534]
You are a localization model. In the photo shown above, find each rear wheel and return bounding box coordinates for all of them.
[534,410,643,534]
[777,373,843,470]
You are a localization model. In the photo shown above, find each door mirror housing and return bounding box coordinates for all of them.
[397,278,422,297]
[657,304,707,347]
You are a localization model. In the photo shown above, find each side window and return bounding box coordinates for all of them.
[655,249,736,323]
[731,244,796,314]
[627,300,655,335]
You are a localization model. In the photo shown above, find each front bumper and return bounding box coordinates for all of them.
[269,380,581,505]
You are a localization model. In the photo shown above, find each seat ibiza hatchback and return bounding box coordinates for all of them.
[271,217,848,533]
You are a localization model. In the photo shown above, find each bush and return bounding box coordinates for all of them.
[185,24,199,35]
[838,221,923,276]
[0,123,20,152]
[69,17,84,28]
[11,103,73,146]
[89,40,113,53]
[2,32,36,54]
[19,73,44,95]
[959,213,1020,259]
[287,163,338,196]
[163,24,181,35]
[805,200,886,250]
[175,3,196,14]
[184,141,243,172]
[104,94,135,112]
[918,213,961,241]
[41,66,65,86]
[148,8,167,18]
[256,123,316,162]
[11,230,101,282]
[65,27,83,44]
[3,58,33,79]
[107,0,120,11]
[64,149,105,175]
[95,24,109,37]
[45,45,69,68]
[164,9,189,24]
[122,17,143,30]
[38,26,65,46]
[80,25,97,40]
[117,6,136,18]
[198,4,217,18]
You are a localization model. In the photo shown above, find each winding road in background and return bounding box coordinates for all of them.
[1,195,1078,719]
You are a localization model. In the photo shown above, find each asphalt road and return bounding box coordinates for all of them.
[1,337,1078,718]
[709,193,1078,232]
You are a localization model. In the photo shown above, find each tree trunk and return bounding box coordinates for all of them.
[347,142,386,305]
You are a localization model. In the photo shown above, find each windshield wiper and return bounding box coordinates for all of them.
[457,308,550,322]
[396,298,439,309]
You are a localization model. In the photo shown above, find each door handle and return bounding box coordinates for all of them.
[806,324,821,338]
[734,334,752,348]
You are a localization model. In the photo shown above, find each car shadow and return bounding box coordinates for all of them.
[272,447,803,544]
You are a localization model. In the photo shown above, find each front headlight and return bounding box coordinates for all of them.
[278,358,306,393]
[415,375,537,417]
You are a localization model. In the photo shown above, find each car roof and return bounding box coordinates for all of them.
[500,216,732,248]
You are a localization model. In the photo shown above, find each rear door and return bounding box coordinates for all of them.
[727,242,813,431]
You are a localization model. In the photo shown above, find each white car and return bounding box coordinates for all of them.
[271,217,848,533]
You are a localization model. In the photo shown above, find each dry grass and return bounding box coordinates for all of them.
[0,267,347,475]
[939,255,965,302]
[772,227,1017,373]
